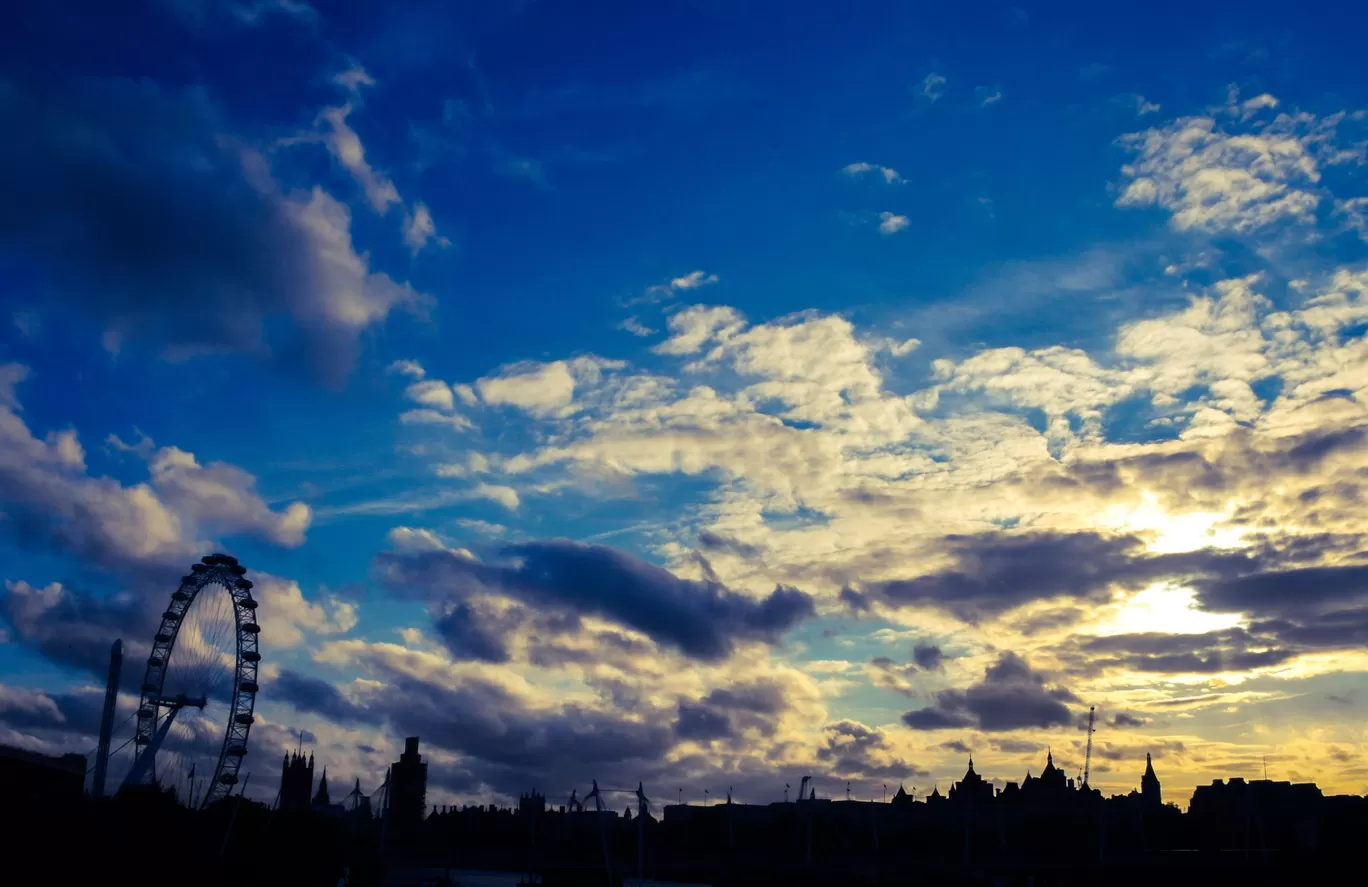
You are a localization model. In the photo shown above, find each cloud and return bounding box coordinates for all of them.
[0,77,427,386]
[403,202,448,254]
[333,65,376,95]
[618,316,657,337]
[817,721,926,781]
[1114,95,1359,235]
[274,668,378,725]
[634,270,721,305]
[475,357,621,417]
[878,212,910,235]
[921,73,947,102]
[653,306,746,355]
[375,539,815,660]
[859,532,1187,622]
[387,359,426,379]
[254,575,358,649]
[902,652,1076,731]
[317,104,402,214]
[404,379,456,412]
[0,373,309,573]
[913,643,944,671]
[0,363,26,410]
[843,163,903,184]
[494,154,548,188]
[976,86,1003,107]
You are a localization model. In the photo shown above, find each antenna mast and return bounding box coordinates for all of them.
[1082,706,1096,788]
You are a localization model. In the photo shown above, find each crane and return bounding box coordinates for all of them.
[1082,706,1096,789]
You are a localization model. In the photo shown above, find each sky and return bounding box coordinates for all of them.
[2,0,1368,810]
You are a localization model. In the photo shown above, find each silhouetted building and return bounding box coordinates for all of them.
[520,789,546,816]
[948,757,994,804]
[0,744,85,810]
[1141,752,1161,808]
[313,767,330,806]
[390,736,428,840]
[279,750,314,812]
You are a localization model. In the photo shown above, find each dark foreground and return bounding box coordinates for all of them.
[11,787,1367,887]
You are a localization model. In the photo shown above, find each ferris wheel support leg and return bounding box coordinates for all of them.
[121,706,182,791]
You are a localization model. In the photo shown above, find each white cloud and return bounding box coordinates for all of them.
[878,212,910,235]
[403,202,448,254]
[921,73,947,102]
[403,379,456,412]
[672,270,719,291]
[1336,197,1368,241]
[399,409,473,432]
[477,361,576,414]
[1114,97,1357,235]
[453,384,479,407]
[475,357,623,416]
[618,316,657,337]
[472,482,520,511]
[0,363,27,410]
[637,270,721,304]
[387,359,426,379]
[255,574,358,648]
[977,86,1003,107]
[654,306,746,355]
[280,188,428,378]
[333,65,375,95]
[318,105,401,214]
[843,163,903,184]
[0,372,310,571]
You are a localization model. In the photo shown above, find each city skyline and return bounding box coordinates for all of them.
[2,1,1367,813]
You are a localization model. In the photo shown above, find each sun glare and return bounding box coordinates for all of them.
[1100,493,1247,554]
[1093,583,1244,637]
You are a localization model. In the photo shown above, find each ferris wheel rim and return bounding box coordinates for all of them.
[132,553,262,808]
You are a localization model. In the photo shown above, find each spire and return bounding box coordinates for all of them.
[313,767,330,806]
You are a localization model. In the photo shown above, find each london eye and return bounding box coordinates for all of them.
[125,553,262,808]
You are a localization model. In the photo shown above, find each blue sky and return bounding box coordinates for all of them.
[3,0,1368,808]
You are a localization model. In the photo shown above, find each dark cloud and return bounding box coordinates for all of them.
[990,739,1042,755]
[817,721,926,781]
[903,652,1075,732]
[697,530,764,560]
[376,540,815,660]
[861,531,1237,622]
[274,669,379,726]
[0,684,103,735]
[838,585,871,613]
[432,601,520,663]
[913,643,944,671]
[363,672,677,788]
[1195,564,1368,618]
[0,76,422,386]
[1058,628,1298,676]
[674,704,732,741]
[1111,713,1148,728]
[0,580,152,683]
[940,740,972,755]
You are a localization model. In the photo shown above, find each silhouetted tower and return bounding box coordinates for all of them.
[1082,706,1096,788]
[278,750,315,812]
[390,737,428,840]
[92,639,122,798]
[1141,753,1162,808]
[313,767,330,806]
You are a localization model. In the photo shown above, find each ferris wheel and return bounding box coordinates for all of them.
[124,553,262,808]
